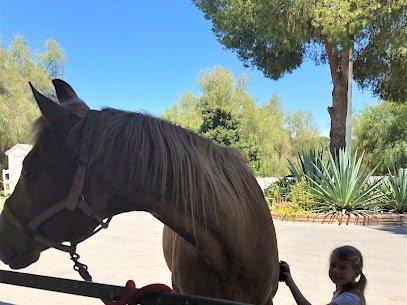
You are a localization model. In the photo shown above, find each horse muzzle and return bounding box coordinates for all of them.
[0,212,43,269]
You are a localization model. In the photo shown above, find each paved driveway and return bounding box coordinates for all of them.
[0,212,406,305]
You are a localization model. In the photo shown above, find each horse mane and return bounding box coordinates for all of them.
[33,106,266,227]
[91,108,264,225]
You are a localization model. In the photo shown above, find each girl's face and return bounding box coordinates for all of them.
[329,255,359,287]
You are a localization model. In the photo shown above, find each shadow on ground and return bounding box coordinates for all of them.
[366,225,407,236]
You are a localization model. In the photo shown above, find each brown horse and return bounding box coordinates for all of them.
[0,80,279,304]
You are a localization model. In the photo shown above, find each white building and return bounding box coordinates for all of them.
[256,177,279,192]
[2,144,32,196]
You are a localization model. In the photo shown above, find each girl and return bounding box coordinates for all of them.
[281,245,367,305]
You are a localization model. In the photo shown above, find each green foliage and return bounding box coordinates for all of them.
[194,0,407,152]
[308,149,384,218]
[288,149,326,182]
[162,67,323,176]
[286,111,324,156]
[193,0,310,79]
[385,169,407,214]
[264,176,295,205]
[287,179,317,211]
[199,102,241,146]
[194,0,406,101]
[270,202,311,220]
[0,35,65,169]
[197,67,238,107]
[36,39,66,78]
[164,67,334,176]
[264,183,280,206]
[353,102,407,174]
[162,91,202,132]
[241,95,291,176]
[199,100,262,174]
[353,5,407,102]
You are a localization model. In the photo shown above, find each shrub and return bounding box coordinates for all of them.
[271,202,311,219]
[264,176,295,205]
[287,179,317,211]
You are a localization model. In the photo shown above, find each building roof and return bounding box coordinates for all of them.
[5,144,33,156]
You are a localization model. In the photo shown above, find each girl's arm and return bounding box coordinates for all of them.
[285,276,312,305]
[281,261,336,305]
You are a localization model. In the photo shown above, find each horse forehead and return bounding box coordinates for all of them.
[30,136,63,165]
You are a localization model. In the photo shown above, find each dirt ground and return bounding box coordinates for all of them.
[0,212,406,305]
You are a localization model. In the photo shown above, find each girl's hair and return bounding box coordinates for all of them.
[331,245,367,305]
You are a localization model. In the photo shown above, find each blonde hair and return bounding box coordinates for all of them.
[331,245,367,305]
[90,108,263,227]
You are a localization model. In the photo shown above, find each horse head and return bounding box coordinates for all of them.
[0,80,114,269]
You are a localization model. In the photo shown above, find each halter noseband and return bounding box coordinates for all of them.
[2,110,112,255]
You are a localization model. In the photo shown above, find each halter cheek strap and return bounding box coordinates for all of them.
[2,110,111,254]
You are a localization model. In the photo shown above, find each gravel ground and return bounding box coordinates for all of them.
[0,212,405,305]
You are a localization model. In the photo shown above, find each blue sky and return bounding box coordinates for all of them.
[0,0,380,135]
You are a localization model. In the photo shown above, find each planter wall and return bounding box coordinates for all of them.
[271,213,407,226]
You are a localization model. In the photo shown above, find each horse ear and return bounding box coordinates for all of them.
[52,79,78,103]
[51,79,90,118]
[29,82,80,135]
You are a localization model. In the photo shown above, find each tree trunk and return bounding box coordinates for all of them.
[325,39,352,155]
[329,74,348,154]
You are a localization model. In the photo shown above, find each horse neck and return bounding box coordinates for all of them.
[121,187,228,271]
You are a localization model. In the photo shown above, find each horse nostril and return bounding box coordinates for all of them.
[0,248,17,263]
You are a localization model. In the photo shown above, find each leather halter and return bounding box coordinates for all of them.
[2,110,112,254]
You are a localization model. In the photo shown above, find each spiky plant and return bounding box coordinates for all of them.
[307,149,384,223]
[385,168,407,213]
[288,149,325,183]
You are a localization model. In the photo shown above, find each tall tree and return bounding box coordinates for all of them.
[197,68,292,174]
[353,101,407,174]
[199,100,261,174]
[163,67,309,175]
[286,110,325,156]
[0,35,65,170]
[199,101,241,146]
[162,91,202,132]
[353,7,407,103]
[193,0,407,153]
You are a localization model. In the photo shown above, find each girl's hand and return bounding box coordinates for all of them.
[279,261,292,283]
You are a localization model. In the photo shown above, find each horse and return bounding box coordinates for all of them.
[0,80,279,304]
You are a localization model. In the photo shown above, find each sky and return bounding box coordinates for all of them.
[0,0,380,135]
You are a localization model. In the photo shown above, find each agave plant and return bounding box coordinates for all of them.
[288,149,325,183]
[307,149,384,222]
[385,168,407,213]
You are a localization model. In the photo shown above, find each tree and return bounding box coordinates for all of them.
[0,35,65,170]
[197,68,264,174]
[162,91,202,132]
[353,7,407,103]
[197,67,292,175]
[286,110,325,156]
[199,101,241,146]
[199,100,261,174]
[240,95,291,175]
[193,0,407,153]
[353,101,407,174]
[37,39,66,79]
[163,66,318,175]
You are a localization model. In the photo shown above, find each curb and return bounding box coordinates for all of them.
[271,213,407,226]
